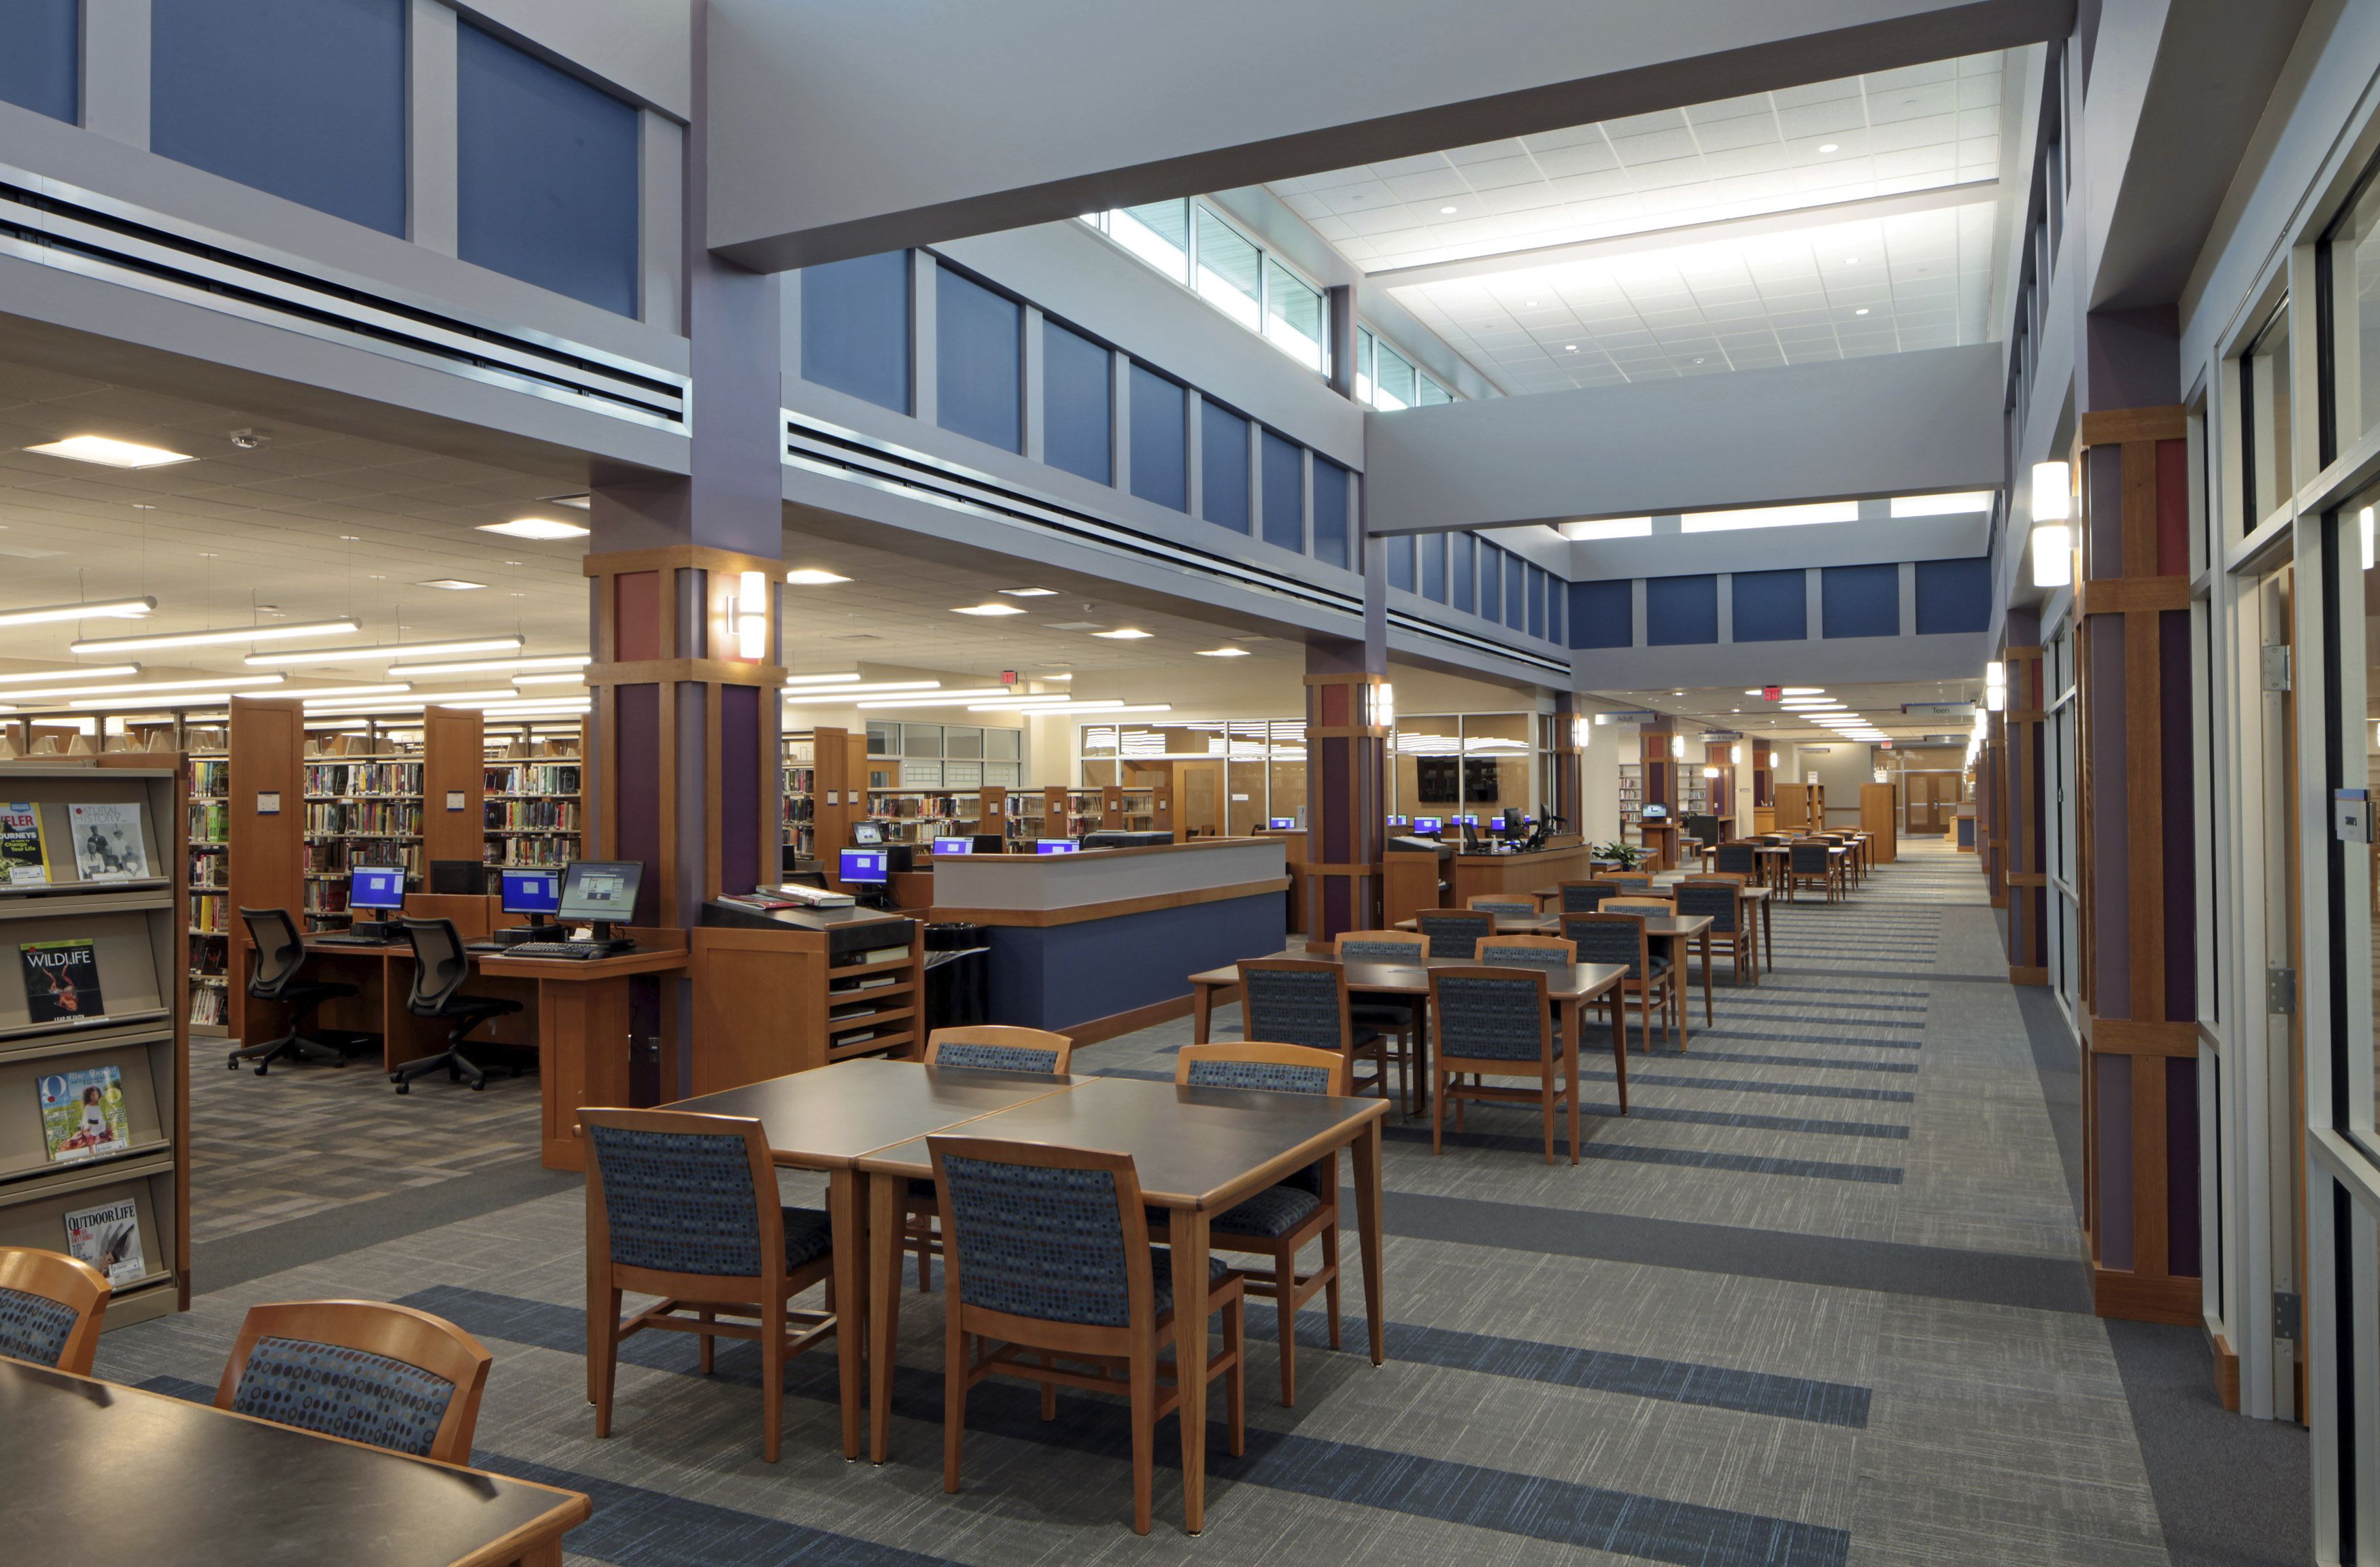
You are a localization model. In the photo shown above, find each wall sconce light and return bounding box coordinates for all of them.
[1730,744,1742,765]
[733,570,769,661]
[1702,765,1720,779]
[1375,682,1395,728]
[1572,717,1589,749]
[2030,461,2072,588]
[1670,734,1686,759]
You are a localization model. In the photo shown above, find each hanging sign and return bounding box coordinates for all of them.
[1761,686,1782,701]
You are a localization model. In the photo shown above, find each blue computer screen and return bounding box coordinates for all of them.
[349,867,405,910]
[1268,817,1295,829]
[1034,840,1079,855]
[932,837,971,855]
[840,849,890,883]
[1412,816,1442,833]
[499,869,560,915]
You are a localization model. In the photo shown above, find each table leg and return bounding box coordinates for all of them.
[1700,930,1714,1028]
[1169,1208,1213,1534]
[1350,1116,1385,1364]
[1609,980,1630,1112]
[1563,999,1579,1161]
[1762,899,1774,978]
[866,1171,902,1464]
[1193,982,1213,1046]
[828,1169,864,1462]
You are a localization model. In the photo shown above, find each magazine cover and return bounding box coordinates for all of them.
[37,1065,127,1163]
[68,802,148,880]
[0,802,48,885]
[63,1196,143,1286]
[21,939,103,1024]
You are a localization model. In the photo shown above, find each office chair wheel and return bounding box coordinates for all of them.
[226,1052,240,1070]
[254,1062,271,1077]
[471,1079,485,1091]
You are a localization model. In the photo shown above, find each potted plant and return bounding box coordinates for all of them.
[1593,840,1645,869]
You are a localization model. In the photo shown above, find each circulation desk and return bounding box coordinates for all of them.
[1448,842,1591,907]
[929,837,1288,1039]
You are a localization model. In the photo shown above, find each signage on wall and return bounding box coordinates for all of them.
[1801,748,1831,755]
[1903,702,1975,717]
[1597,710,1658,724]
[1877,740,1892,750]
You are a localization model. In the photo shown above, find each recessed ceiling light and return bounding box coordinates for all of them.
[1440,205,1458,214]
[1195,647,1251,657]
[22,436,195,468]
[1564,345,1578,351]
[1846,257,1858,264]
[1819,143,1839,153]
[1091,628,1153,639]
[999,587,1059,597]
[1855,308,1870,315]
[953,604,1026,616]
[415,579,486,590]
[785,569,850,585]
[476,519,588,541]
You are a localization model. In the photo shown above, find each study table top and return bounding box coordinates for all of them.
[665,1057,1089,1171]
[0,1359,589,1567]
[1189,952,1630,1001]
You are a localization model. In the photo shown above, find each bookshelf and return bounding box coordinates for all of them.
[302,753,424,931]
[483,747,582,868]
[781,733,816,861]
[186,750,229,1035]
[863,787,987,846]
[1617,763,1644,842]
[0,764,191,1331]
[1006,786,1092,847]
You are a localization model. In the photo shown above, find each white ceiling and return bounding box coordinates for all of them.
[1592,679,1987,740]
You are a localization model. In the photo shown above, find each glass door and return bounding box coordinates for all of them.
[2258,565,2309,1422]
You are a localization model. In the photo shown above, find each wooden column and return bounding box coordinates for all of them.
[226,695,306,1038]
[420,705,484,874]
[2003,608,2050,984]
[1552,693,1583,832]
[1303,651,1387,948]
[2074,404,2200,1324]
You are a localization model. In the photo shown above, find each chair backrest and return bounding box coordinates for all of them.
[1561,911,1654,980]
[1465,896,1537,916]
[1712,842,1758,876]
[1671,880,1739,929]
[580,1107,785,1284]
[1790,842,1832,872]
[1603,896,1676,915]
[1478,935,1576,971]
[1414,910,1495,959]
[1427,967,1552,1064]
[1559,880,1618,914]
[214,1299,492,1466]
[1686,872,1748,885]
[398,918,472,1014]
[1175,1042,1348,1096]
[1238,959,1353,1052]
[1605,872,1654,892]
[929,1135,1154,1329]
[1333,929,1426,963]
[0,1246,109,1375]
[237,908,308,997]
[925,1026,1074,1074]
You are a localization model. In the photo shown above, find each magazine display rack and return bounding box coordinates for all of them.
[0,764,190,1330]
[187,748,230,1035]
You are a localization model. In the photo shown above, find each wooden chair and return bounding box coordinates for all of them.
[1427,966,1577,1165]
[214,1299,492,1466]
[1414,909,1495,958]
[1711,842,1760,882]
[906,1029,1076,1286]
[1561,910,1680,1054]
[1785,840,1839,903]
[1238,959,1389,1101]
[930,1136,1246,1534]
[1331,931,1426,1112]
[1676,878,1756,986]
[0,1247,109,1375]
[1604,871,1655,893]
[1556,880,1620,915]
[1174,1044,1347,1405]
[581,1107,847,1462]
[1477,934,1577,971]
[1465,895,1538,918]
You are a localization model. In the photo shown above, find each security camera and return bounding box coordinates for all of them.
[228,428,267,449]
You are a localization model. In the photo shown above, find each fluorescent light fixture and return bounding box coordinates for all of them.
[2030,461,2072,523]
[1195,648,1251,657]
[853,688,1019,708]
[295,685,416,702]
[414,579,485,591]
[384,650,571,675]
[1559,517,1653,540]
[967,700,1132,712]
[0,664,139,685]
[734,570,769,660]
[1780,687,1824,696]
[2364,506,2375,572]
[1729,745,1742,764]
[785,569,849,585]
[1985,687,2005,712]
[1986,661,2006,689]
[1039,672,1072,681]
[23,436,194,468]
[5,674,286,702]
[1892,492,1996,518]
[781,673,867,686]
[265,638,528,669]
[783,681,946,698]
[475,519,589,541]
[67,692,239,708]
[2033,523,2073,587]
[0,598,155,628]
[308,689,516,713]
[511,674,585,687]
[1092,628,1153,639]
[1702,766,1720,778]
[1683,501,1858,532]
[74,617,359,655]
[998,587,1059,597]
[953,604,1026,616]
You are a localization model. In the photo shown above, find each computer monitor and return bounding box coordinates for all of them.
[498,869,560,917]
[1268,817,1295,830]
[347,866,405,911]
[851,822,883,846]
[1412,815,1443,834]
[1501,808,1525,836]
[1385,814,1409,827]
[932,836,972,855]
[1034,839,1080,855]
[1452,814,1480,827]
[1640,804,1669,821]
[838,848,890,884]
[558,860,644,926]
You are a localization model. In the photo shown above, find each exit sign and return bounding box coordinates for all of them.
[1000,670,1017,685]
[1761,686,1781,701]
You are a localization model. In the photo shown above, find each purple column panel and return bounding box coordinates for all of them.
[2090,617,2131,1017]
[614,684,662,928]
[2096,1052,2135,1270]
[2160,609,2196,1021]
[720,683,760,894]
[2166,1056,2201,1277]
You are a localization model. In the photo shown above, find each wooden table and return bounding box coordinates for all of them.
[294,937,540,1074]
[1393,912,1559,935]
[479,939,689,1171]
[1741,886,1775,980]
[662,1057,1087,1460]
[855,1075,1391,1531]
[0,1358,590,1566]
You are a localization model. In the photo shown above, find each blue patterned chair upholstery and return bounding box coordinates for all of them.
[1713,842,1758,878]
[1336,936,1423,963]
[940,1154,1227,1326]
[587,1123,832,1276]
[0,1285,80,1368]
[1427,969,1576,1165]
[0,1247,108,1375]
[1415,910,1494,959]
[932,1041,1061,1073]
[1561,913,1666,981]
[1788,841,1838,901]
[1605,872,1654,893]
[1673,881,1739,932]
[230,1337,458,1457]
[1435,974,1550,1062]
[1467,898,1537,916]
[1478,941,1572,971]
[1560,881,1619,913]
[1240,964,1378,1056]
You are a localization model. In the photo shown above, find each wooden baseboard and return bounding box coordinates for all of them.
[1064,993,1193,1047]
[2007,965,2049,986]
[2209,1332,2240,1411]
[2092,1267,2200,1324]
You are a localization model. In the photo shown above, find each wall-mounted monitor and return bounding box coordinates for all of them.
[1411,816,1442,833]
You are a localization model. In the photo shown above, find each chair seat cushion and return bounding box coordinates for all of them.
[1208,1185,1324,1239]
[1350,1002,1414,1027]
[782,1206,834,1270]
[1149,1250,1234,1318]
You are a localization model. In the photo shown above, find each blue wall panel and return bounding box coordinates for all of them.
[983,893,1287,1029]
[1569,580,1631,649]
[1506,554,1526,630]
[1914,557,1991,633]
[1527,566,1546,638]
[1547,578,1563,644]
[1420,532,1446,602]
[1822,563,1901,638]
[801,253,911,413]
[1731,569,1806,642]
[1387,534,1415,592]
[1311,458,1350,568]
[1199,401,1248,530]
[1042,318,1111,483]
[1260,431,1304,551]
[1478,544,1502,622]
[1449,534,1474,614]
[456,21,639,311]
[1645,574,1717,645]
[936,266,1022,452]
[0,0,77,122]
[1128,365,1187,511]
[153,0,408,237]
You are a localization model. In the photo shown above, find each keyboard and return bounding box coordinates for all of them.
[312,936,390,947]
[500,941,632,961]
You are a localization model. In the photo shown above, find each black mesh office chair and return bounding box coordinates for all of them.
[229,908,366,1075]
[390,918,528,1094]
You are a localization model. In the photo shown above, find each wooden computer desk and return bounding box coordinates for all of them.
[477,934,689,1171]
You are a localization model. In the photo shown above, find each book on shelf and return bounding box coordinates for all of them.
[857,945,908,965]
[21,938,103,1024]
[68,802,148,880]
[38,1065,129,1163]
[63,1195,143,1286]
[0,802,48,885]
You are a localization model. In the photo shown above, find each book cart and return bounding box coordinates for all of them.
[0,763,191,1330]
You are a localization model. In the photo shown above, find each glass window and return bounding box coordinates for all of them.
[945,726,984,759]
[2330,167,2380,451]
[986,727,1021,760]
[866,721,896,757]
[1421,534,1446,602]
[2242,300,2292,528]
[1387,534,1416,592]
[1109,200,1190,283]
[1450,533,1474,613]
[1193,207,1262,331]
[2345,481,2380,1142]
[1417,375,1454,406]
[1374,341,1418,411]
[1356,327,1376,404]
[1478,542,1503,621]
[902,724,943,759]
[1267,259,1326,373]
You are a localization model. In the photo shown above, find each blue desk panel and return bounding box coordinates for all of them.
[983,891,1286,1031]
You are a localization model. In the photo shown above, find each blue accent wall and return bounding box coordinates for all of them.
[1730,569,1806,642]
[1505,554,1526,630]
[1914,557,1991,633]
[1645,574,1716,644]
[1311,458,1350,568]
[1128,364,1187,511]
[1199,401,1248,530]
[0,0,77,122]
[1260,430,1303,551]
[1449,534,1474,613]
[1478,543,1502,622]
[1546,579,1563,644]
[800,253,911,413]
[1419,532,1446,602]
[1387,534,1416,592]
[936,266,1022,452]
[1042,318,1111,483]
[1527,566,1546,638]
[1822,563,1901,638]
[153,0,408,237]
[1569,580,1630,648]
[456,21,640,312]
[982,893,1287,1029]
